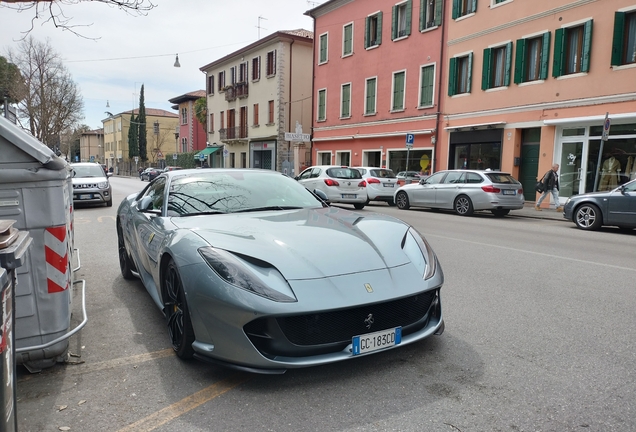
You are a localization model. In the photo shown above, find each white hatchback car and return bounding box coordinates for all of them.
[296,165,368,209]
[355,167,398,206]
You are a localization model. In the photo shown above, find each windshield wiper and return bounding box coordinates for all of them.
[233,206,303,213]
[180,210,226,217]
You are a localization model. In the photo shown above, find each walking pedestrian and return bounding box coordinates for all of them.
[535,163,562,211]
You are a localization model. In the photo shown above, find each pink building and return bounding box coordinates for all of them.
[439,0,636,206]
[169,90,207,153]
[306,0,444,175]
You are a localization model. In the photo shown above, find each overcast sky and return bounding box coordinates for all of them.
[0,0,319,130]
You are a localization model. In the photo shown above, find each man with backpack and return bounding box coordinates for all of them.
[535,163,562,211]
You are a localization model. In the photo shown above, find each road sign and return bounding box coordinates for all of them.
[134,156,139,163]
[223,149,229,157]
[157,151,163,158]
[173,154,178,160]
[198,153,205,161]
[601,112,611,141]
[406,133,414,148]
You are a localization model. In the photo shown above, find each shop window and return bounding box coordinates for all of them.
[452,0,476,19]
[420,0,442,30]
[562,128,585,136]
[482,42,512,90]
[514,32,550,83]
[365,12,383,48]
[392,0,412,40]
[337,151,351,166]
[448,53,473,96]
[611,11,636,66]
[553,20,593,77]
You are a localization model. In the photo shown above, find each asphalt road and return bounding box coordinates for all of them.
[15,176,636,432]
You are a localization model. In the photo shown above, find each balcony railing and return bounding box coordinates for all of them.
[219,125,248,141]
[223,82,249,101]
[224,86,236,102]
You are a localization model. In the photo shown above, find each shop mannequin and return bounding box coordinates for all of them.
[599,156,621,190]
[626,156,634,180]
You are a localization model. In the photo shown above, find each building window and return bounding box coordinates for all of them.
[181,107,188,124]
[266,50,276,76]
[218,71,226,91]
[343,23,353,56]
[420,0,442,30]
[611,11,636,66]
[365,12,383,48]
[252,56,261,81]
[239,62,248,83]
[337,151,351,166]
[268,100,274,125]
[319,33,329,64]
[230,66,236,84]
[365,77,377,115]
[392,70,406,111]
[553,20,593,77]
[317,89,326,121]
[207,75,215,95]
[392,1,412,40]
[253,103,259,126]
[448,53,473,96]
[341,83,351,118]
[220,111,224,130]
[514,32,550,83]
[452,0,477,19]
[419,64,435,107]
[181,137,188,153]
[230,153,236,168]
[209,113,214,133]
[482,42,512,90]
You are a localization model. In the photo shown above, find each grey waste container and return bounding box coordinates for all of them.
[0,221,33,432]
[0,115,86,373]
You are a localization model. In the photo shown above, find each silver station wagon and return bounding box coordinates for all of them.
[394,169,525,217]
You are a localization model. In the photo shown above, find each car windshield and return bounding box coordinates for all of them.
[72,165,105,178]
[485,173,519,184]
[325,167,363,179]
[166,170,324,216]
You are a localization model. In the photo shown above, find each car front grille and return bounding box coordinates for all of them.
[73,183,98,189]
[244,289,439,358]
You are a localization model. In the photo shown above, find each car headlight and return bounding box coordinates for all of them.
[98,181,109,189]
[198,247,297,302]
[402,227,437,280]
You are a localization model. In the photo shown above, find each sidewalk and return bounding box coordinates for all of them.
[515,202,566,221]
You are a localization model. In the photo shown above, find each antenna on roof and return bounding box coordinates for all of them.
[257,15,268,40]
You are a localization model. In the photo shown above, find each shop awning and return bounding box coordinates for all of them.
[193,146,222,159]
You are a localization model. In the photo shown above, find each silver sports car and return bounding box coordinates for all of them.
[117,169,444,373]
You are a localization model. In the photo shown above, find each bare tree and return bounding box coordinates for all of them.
[0,0,155,37]
[149,124,173,165]
[7,36,84,147]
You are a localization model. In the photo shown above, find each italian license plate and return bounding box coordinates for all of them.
[342,194,356,199]
[79,194,92,200]
[383,183,394,187]
[503,190,516,195]
[352,327,401,355]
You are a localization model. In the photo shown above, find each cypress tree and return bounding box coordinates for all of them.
[138,84,147,162]
[128,113,138,159]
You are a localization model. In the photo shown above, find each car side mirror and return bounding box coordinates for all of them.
[106,172,113,178]
[312,189,330,205]
[620,185,627,195]
[137,196,159,214]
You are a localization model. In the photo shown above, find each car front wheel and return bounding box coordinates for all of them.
[574,203,602,230]
[395,191,410,210]
[163,259,195,359]
[117,224,135,280]
[454,195,474,216]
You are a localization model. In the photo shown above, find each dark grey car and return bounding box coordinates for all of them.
[563,179,636,230]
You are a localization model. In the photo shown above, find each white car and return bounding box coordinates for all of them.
[296,165,368,209]
[355,167,398,206]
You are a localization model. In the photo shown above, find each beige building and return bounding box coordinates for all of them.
[79,128,104,164]
[199,29,313,174]
[102,108,179,175]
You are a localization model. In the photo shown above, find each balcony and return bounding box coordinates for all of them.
[224,86,236,102]
[223,82,249,102]
[219,125,248,142]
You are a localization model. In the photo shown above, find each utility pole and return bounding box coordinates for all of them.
[257,16,267,39]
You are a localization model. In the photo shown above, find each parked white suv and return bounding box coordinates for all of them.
[355,167,398,206]
[296,165,368,209]
[70,162,113,207]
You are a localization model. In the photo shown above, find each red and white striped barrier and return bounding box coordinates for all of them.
[44,225,70,294]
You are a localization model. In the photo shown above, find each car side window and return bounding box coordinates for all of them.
[310,168,321,178]
[299,169,312,180]
[465,173,484,184]
[443,172,464,184]
[424,172,446,185]
[624,182,636,193]
[145,178,166,210]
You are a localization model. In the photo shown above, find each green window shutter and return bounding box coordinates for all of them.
[377,12,383,45]
[581,20,593,72]
[504,41,513,86]
[514,38,526,84]
[318,90,326,120]
[406,0,412,36]
[392,5,398,40]
[366,79,376,113]
[393,72,405,110]
[540,31,551,80]
[344,25,352,55]
[420,65,434,106]
[481,48,492,90]
[342,85,350,117]
[471,0,477,13]
[320,34,327,63]
[611,12,626,66]
[452,0,459,20]
[448,57,457,96]
[364,17,369,48]
[553,28,565,77]
[434,0,443,26]
[420,0,425,31]
[467,52,473,92]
